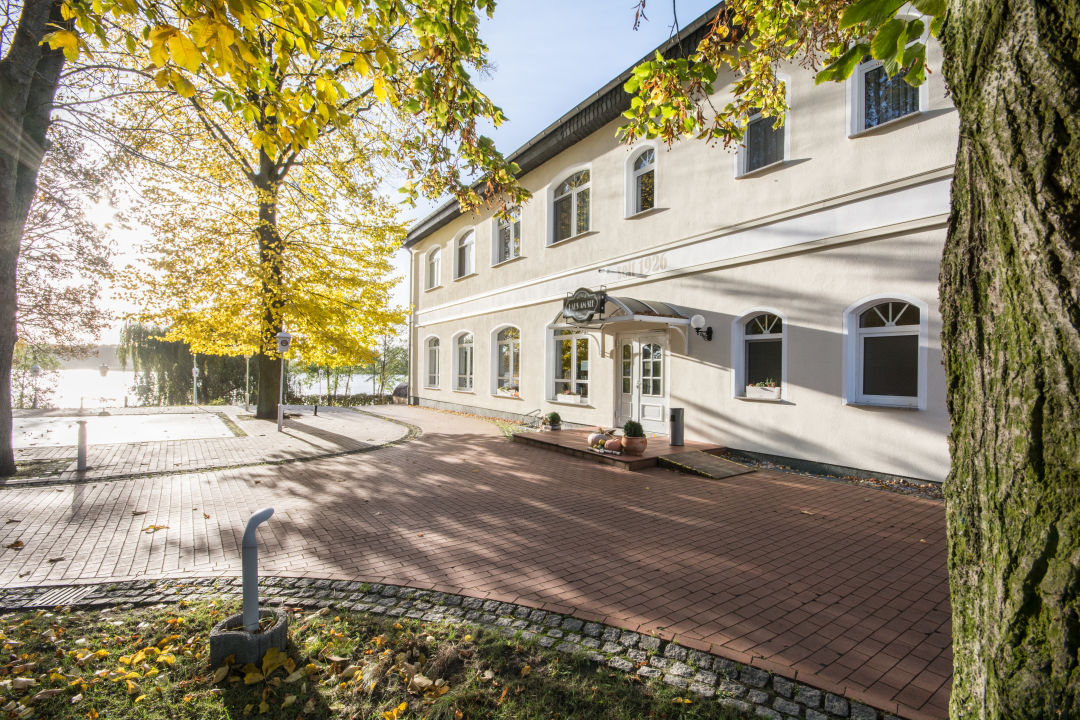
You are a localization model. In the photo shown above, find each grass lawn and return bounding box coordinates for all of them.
[0,599,747,720]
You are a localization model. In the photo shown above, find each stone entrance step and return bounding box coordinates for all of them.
[658,450,754,480]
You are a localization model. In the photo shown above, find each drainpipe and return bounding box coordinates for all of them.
[242,507,275,632]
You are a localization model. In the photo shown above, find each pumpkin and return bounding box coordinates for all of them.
[587,432,607,446]
[604,438,622,452]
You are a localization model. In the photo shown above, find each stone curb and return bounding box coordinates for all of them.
[0,577,904,720]
[4,409,422,490]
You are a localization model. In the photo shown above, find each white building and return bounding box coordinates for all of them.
[405,9,959,483]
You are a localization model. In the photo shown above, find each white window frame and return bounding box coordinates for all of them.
[843,294,928,409]
[490,325,521,397]
[731,309,787,400]
[625,144,658,217]
[454,229,475,279]
[492,209,522,266]
[452,331,474,392]
[547,327,592,402]
[548,165,592,245]
[423,335,440,389]
[735,76,790,178]
[425,247,441,290]
[847,53,929,136]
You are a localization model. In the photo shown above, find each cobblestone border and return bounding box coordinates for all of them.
[4,409,422,490]
[0,577,903,720]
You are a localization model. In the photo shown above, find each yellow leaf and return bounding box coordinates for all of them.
[520,665,531,677]
[282,695,296,708]
[372,75,388,103]
[141,525,168,533]
[157,654,176,665]
[131,649,146,665]
[284,669,305,683]
[262,646,286,676]
[172,73,197,98]
[258,701,270,714]
[87,710,99,720]
[126,679,139,695]
[167,33,203,73]
[43,30,80,60]
[212,665,229,684]
[244,671,265,685]
[134,695,146,703]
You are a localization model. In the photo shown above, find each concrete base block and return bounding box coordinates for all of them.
[209,608,288,668]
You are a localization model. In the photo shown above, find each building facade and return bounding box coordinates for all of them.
[405,11,959,482]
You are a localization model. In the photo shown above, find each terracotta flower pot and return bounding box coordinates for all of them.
[621,436,647,455]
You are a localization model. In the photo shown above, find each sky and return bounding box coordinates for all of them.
[95,0,720,343]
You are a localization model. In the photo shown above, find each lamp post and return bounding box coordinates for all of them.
[275,331,292,432]
[192,362,200,406]
[30,364,40,409]
[98,363,109,415]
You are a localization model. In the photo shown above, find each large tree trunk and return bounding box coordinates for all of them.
[940,1,1080,716]
[254,152,284,420]
[0,0,66,476]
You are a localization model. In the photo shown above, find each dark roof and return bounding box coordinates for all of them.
[404,4,721,248]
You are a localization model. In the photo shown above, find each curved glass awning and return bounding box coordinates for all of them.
[551,293,692,352]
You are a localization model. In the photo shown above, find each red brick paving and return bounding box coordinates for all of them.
[0,405,950,719]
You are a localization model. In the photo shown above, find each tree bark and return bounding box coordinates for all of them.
[254,151,284,419]
[940,1,1080,716]
[0,0,66,476]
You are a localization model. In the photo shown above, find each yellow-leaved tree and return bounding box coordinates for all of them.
[46,0,528,419]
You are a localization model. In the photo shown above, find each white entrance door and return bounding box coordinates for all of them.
[616,333,668,435]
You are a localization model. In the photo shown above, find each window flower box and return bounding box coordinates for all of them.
[745,384,782,400]
[556,393,584,404]
[497,387,520,398]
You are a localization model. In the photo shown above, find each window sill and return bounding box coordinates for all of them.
[849,110,923,138]
[549,399,594,408]
[845,400,920,410]
[453,272,478,282]
[493,393,524,400]
[625,207,666,220]
[424,285,442,292]
[548,230,597,248]
[452,389,475,395]
[491,255,525,269]
[423,385,439,390]
[736,159,787,179]
[734,396,793,405]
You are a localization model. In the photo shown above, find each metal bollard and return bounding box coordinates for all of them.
[76,420,88,471]
[242,508,275,632]
[314,404,318,416]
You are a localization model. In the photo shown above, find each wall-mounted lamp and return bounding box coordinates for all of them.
[690,314,713,342]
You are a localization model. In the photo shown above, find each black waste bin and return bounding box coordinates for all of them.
[669,407,684,446]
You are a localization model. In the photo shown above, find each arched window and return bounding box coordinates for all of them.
[495,327,520,396]
[853,300,921,405]
[551,169,590,243]
[424,337,440,388]
[630,148,655,215]
[455,230,475,279]
[425,247,441,290]
[732,310,786,399]
[454,333,474,391]
[494,209,521,264]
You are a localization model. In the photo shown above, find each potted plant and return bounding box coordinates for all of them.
[745,378,782,400]
[542,411,562,431]
[620,419,648,455]
[497,385,520,398]
[557,389,583,404]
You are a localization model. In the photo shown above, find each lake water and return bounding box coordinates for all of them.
[48,369,388,409]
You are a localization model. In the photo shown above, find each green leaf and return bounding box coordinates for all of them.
[929,15,944,37]
[870,18,905,61]
[901,19,926,48]
[840,0,906,29]
[815,42,870,84]
[903,45,927,85]
[909,0,946,17]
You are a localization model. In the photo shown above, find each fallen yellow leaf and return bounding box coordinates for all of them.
[244,671,265,685]
[141,525,168,533]
[520,665,531,677]
[212,666,229,684]
[282,695,296,708]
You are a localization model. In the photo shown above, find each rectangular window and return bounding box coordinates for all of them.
[426,345,439,387]
[863,64,920,129]
[744,115,784,173]
[575,189,590,236]
[554,195,572,242]
[746,339,782,387]
[456,344,473,390]
[636,169,654,213]
[862,335,918,397]
[554,332,589,400]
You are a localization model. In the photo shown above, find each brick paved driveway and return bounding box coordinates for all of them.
[0,406,950,719]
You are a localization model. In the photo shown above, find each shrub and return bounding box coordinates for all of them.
[623,419,645,438]
[544,411,561,425]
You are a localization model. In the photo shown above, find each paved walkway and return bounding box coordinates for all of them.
[10,404,409,484]
[0,405,950,719]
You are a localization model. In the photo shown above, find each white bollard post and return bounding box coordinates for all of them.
[76,420,88,471]
[242,508,275,632]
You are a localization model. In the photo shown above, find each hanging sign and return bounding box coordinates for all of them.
[563,288,605,323]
